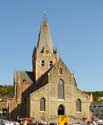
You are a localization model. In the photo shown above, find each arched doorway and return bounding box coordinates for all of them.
[58,104,65,115]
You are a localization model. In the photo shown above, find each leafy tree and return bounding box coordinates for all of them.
[0,85,14,97]
[85,91,103,102]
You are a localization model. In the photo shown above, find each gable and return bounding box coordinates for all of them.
[14,71,34,84]
[48,58,73,82]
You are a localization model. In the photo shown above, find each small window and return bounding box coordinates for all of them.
[41,48,44,53]
[40,97,46,111]
[46,50,49,54]
[53,49,57,54]
[41,60,45,66]
[59,68,62,74]
[49,61,53,67]
[43,23,47,27]
[76,99,81,112]
[22,79,26,83]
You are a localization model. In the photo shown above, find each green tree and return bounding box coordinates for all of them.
[0,85,14,97]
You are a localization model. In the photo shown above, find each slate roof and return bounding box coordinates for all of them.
[37,19,54,53]
[14,71,34,84]
[22,68,51,98]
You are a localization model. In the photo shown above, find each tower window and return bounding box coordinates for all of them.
[49,61,53,67]
[22,79,26,83]
[41,60,45,66]
[43,23,47,27]
[41,48,44,53]
[46,50,49,54]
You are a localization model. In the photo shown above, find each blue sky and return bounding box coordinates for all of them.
[0,0,103,91]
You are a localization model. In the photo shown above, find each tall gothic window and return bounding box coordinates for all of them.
[76,98,81,112]
[58,79,64,99]
[40,97,46,111]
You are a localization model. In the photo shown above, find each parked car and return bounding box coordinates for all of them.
[0,119,20,125]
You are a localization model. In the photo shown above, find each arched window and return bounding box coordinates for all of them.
[49,61,53,67]
[41,60,45,67]
[40,97,46,111]
[76,98,81,112]
[58,79,64,99]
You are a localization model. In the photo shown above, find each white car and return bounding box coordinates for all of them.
[0,120,20,125]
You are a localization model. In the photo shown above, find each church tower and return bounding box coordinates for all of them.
[32,19,58,81]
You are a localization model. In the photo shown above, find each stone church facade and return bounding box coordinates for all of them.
[9,19,93,122]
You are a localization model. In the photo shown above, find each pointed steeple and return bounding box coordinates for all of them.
[32,19,58,81]
[37,19,53,53]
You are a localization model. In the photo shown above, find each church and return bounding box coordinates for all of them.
[9,19,93,122]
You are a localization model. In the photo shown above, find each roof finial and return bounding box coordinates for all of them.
[42,10,47,21]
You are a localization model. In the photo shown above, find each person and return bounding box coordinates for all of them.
[87,121,90,125]
[91,121,97,125]
[90,116,97,125]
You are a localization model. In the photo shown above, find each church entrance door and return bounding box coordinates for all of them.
[58,104,65,115]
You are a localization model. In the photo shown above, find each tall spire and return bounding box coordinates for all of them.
[32,18,58,81]
[37,18,53,53]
